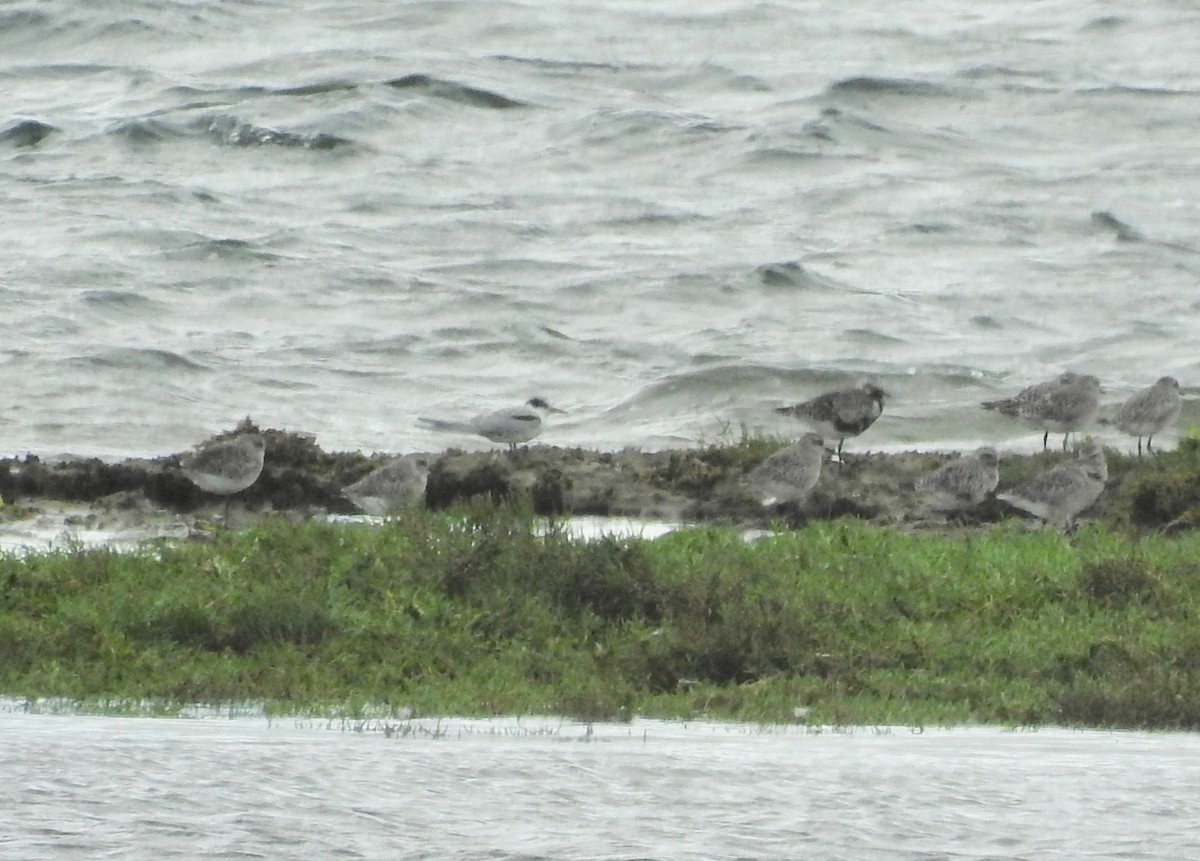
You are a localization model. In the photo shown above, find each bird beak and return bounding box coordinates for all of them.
[548,406,567,415]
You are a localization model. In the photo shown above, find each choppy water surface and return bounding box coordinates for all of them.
[2,0,1199,458]
[4,707,1199,859]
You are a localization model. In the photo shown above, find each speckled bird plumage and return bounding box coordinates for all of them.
[1112,376,1181,455]
[982,372,1100,451]
[745,432,825,505]
[915,446,1000,513]
[776,383,885,459]
[997,438,1107,530]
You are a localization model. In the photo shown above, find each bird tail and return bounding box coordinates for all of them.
[417,417,473,434]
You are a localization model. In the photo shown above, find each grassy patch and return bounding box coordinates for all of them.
[4,508,1200,728]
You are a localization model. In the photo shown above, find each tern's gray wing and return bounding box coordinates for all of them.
[470,407,544,443]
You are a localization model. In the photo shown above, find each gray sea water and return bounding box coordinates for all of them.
[5,706,1200,860]
[3,0,1199,459]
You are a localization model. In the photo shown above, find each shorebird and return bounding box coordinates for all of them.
[179,432,266,525]
[418,397,565,450]
[343,453,431,515]
[996,438,1107,531]
[745,432,825,505]
[776,382,886,462]
[1109,376,1182,455]
[982,372,1100,451]
[914,446,1000,515]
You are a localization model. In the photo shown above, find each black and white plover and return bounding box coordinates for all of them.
[776,382,885,462]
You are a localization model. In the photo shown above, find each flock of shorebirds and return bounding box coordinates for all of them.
[176,373,1183,531]
[752,372,1181,530]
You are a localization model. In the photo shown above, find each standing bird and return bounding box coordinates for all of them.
[982,372,1100,451]
[914,446,1000,516]
[179,432,267,525]
[343,453,431,515]
[996,438,1107,531]
[776,382,886,462]
[417,397,565,450]
[1110,376,1182,456]
[745,433,825,505]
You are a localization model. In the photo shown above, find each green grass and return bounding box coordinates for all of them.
[4,503,1200,728]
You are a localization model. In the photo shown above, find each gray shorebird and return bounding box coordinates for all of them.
[417,397,565,450]
[776,382,885,461]
[996,438,1107,531]
[179,432,266,525]
[1109,376,1182,456]
[982,372,1100,451]
[914,446,1000,515]
[343,454,431,515]
[745,432,825,505]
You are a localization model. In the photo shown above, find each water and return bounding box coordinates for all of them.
[2,0,1199,459]
[3,705,1198,859]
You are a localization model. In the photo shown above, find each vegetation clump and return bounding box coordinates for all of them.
[5,507,1200,729]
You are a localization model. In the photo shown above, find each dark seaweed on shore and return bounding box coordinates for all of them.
[3,420,1200,533]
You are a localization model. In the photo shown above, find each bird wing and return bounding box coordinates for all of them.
[918,459,981,499]
[1015,463,1088,497]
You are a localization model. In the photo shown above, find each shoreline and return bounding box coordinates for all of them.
[2,421,1199,539]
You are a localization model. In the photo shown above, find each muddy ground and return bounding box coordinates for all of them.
[2,419,1199,539]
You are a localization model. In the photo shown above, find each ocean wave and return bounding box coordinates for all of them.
[612,364,788,411]
[0,119,57,147]
[70,348,205,373]
[385,74,526,109]
[108,118,186,145]
[957,64,1054,82]
[1091,211,1144,242]
[157,236,288,263]
[1081,15,1127,31]
[79,290,167,313]
[843,328,906,346]
[491,54,632,74]
[575,108,738,149]
[1076,83,1197,98]
[198,115,354,150]
[754,262,848,291]
[825,76,961,99]
[272,80,361,97]
[343,334,423,356]
[0,8,51,34]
